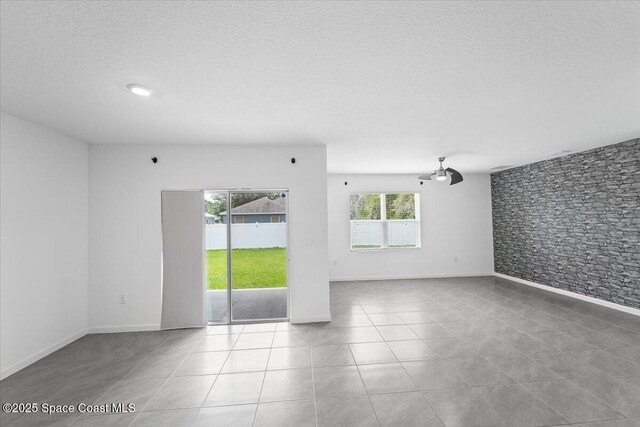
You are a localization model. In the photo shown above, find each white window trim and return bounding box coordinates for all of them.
[349,192,421,251]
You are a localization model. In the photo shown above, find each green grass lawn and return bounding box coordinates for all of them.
[207,248,287,290]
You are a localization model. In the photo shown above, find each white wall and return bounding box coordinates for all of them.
[89,144,330,329]
[328,174,494,281]
[1,113,88,379]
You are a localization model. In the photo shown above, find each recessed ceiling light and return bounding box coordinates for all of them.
[127,84,152,97]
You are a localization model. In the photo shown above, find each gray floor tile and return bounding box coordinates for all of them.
[46,381,116,410]
[130,409,198,427]
[367,312,404,326]
[309,328,347,346]
[350,342,397,364]
[408,323,452,339]
[396,311,436,324]
[484,353,562,382]
[422,337,477,357]
[254,400,316,427]
[242,323,278,333]
[494,332,554,353]
[259,368,314,402]
[439,321,488,337]
[601,326,640,347]
[387,340,438,361]
[529,331,598,352]
[124,353,186,380]
[316,396,378,427]
[313,365,367,398]
[450,357,516,386]
[312,344,356,367]
[609,346,640,364]
[423,388,505,427]
[75,356,145,385]
[529,351,608,379]
[426,310,466,323]
[207,324,245,335]
[402,359,467,390]
[72,413,135,426]
[95,377,166,413]
[203,371,264,406]
[332,313,374,327]
[10,413,78,426]
[220,349,270,373]
[344,327,384,343]
[475,383,570,426]
[173,351,229,376]
[233,332,274,350]
[272,331,310,347]
[144,375,216,411]
[573,376,640,418]
[555,420,640,427]
[577,349,640,377]
[360,303,393,314]
[376,325,419,341]
[388,303,435,313]
[524,379,626,423]
[370,392,444,427]
[276,322,310,331]
[8,279,640,427]
[193,405,256,427]
[195,334,239,352]
[459,335,520,356]
[267,346,312,370]
[358,363,417,394]
[568,329,634,352]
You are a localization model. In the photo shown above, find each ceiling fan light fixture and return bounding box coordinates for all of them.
[418,156,463,186]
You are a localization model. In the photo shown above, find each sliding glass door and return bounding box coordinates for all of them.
[205,190,288,324]
[205,191,230,323]
[229,191,288,321]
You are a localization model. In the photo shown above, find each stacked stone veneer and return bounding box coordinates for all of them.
[491,138,639,309]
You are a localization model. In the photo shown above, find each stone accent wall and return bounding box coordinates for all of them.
[491,138,640,309]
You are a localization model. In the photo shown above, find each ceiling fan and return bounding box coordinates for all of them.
[418,156,463,185]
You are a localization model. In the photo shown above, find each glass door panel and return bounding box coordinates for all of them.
[204,191,230,323]
[230,191,288,321]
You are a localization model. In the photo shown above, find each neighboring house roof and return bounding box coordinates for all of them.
[221,196,286,215]
[205,213,216,218]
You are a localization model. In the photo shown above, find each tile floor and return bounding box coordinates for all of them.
[1,276,640,426]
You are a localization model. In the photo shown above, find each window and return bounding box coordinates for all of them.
[271,215,280,223]
[234,216,244,224]
[350,193,420,250]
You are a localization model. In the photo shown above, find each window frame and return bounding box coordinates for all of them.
[349,192,421,251]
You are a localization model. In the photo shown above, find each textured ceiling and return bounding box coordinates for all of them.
[1,1,639,173]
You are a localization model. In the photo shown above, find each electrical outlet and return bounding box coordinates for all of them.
[119,294,126,304]
[454,256,459,262]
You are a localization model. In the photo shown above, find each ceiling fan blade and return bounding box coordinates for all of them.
[445,168,463,185]
[418,173,435,180]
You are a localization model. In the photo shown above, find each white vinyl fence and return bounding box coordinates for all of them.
[206,223,286,250]
[350,220,419,247]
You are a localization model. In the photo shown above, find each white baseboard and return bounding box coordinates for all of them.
[494,273,640,317]
[290,314,332,324]
[330,272,494,282]
[88,324,161,333]
[1,329,87,381]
